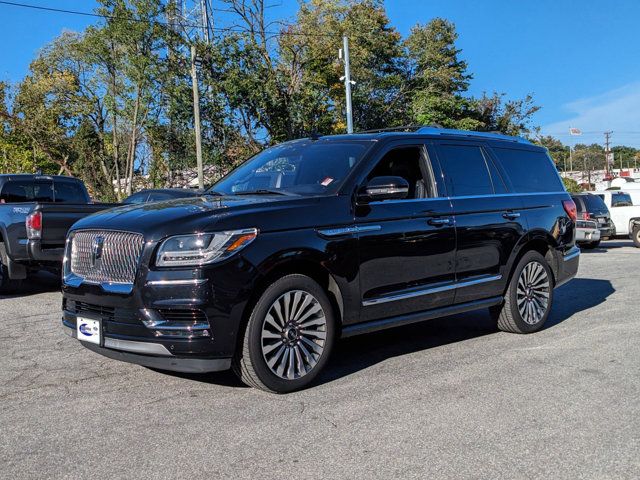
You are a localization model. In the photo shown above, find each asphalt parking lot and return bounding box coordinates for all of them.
[1,241,639,479]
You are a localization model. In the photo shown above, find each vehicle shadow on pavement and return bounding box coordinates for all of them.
[583,239,635,252]
[0,271,61,299]
[317,277,614,386]
[159,278,614,390]
[545,278,614,328]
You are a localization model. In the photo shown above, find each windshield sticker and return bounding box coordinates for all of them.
[321,177,334,187]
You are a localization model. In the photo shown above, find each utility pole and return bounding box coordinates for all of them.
[568,146,573,172]
[340,36,354,134]
[200,0,211,44]
[175,0,212,189]
[191,45,204,189]
[604,131,613,175]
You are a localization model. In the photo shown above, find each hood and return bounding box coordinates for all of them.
[72,194,308,241]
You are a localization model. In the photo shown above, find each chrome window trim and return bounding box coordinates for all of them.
[368,191,566,206]
[362,274,503,307]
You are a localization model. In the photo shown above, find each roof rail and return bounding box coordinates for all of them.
[358,124,443,134]
[416,126,531,144]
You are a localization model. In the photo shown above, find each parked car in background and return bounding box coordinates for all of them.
[571,193,613,248]
[0,174,118,292]
[123,188,204,204]
[61,127,579,393]
[592,190,640,247]
[574,219,600,247]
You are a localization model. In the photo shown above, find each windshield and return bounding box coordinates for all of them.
[210,140,371,196]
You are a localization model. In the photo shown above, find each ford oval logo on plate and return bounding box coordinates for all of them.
[76,317,101,345]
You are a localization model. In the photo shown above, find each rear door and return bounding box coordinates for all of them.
[433,140,526,304]
[355,141,456,321]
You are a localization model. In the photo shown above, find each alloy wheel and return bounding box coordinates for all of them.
[261,290,327,380]
[516,261,550,325]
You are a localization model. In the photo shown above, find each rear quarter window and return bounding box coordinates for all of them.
[491,147,563,193]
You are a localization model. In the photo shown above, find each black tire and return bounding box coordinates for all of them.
[0,245,22,294]
[632,225,640,248]
[494,251,554,334]
[580,240,600,249]
[232,274,336,393]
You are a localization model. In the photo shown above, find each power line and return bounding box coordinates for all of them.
[0,0,239,31]
[0,0,342,38]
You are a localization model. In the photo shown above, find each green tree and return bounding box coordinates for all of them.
[406,18,479,129]
[535,135,569,169]
[562,176,581,193]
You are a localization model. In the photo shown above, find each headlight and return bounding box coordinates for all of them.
[156,228,258,267]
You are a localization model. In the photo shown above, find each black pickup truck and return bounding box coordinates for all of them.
[0,174,117,291]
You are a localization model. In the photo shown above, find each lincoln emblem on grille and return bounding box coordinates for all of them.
[90,236,105,268]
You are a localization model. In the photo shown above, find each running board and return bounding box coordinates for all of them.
[341,296,504,338]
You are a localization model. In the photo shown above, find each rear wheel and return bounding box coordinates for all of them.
[632,225,640,248]
[233,274,336,393]
[493,251,554,334]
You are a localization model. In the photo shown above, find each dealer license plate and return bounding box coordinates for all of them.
[76,317,101,345]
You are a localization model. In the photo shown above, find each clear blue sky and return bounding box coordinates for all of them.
[1,0,639,146]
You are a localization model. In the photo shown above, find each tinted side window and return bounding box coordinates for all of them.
[0,181,54,203]
[367,146,432,199]
[492,148,563,193]
[53,181,87,203]
[571,196,585,213]
[437,145,493,196]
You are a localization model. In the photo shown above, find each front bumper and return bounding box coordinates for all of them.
[61,254,257,372]
[62,324,231,373]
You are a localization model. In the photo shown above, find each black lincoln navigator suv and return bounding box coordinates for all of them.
[61,127,579,393]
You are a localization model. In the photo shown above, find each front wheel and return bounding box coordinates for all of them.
[494,251,554,334]
[632,225,640,248]
[233,274,336,393]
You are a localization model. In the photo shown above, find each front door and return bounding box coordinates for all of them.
[355,142,456,321]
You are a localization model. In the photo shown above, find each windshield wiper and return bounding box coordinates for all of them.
[233,189,295,196]
[204,190,224,196]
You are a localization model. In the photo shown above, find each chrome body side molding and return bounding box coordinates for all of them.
[362,274,503,307]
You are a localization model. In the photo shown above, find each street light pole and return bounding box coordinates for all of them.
[190,45,204,189]
[341,35,354,134]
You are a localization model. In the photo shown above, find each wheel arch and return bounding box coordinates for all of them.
[504,230,559,292]
[244,249,346,329]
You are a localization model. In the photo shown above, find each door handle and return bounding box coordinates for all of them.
[428,217,452,226]
[502,212,521,220]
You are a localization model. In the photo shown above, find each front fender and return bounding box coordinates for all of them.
[243,229,360,324]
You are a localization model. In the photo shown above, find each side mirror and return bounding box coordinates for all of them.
[357,176,409,204]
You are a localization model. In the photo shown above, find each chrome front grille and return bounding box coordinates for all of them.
[70,230,144,285]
